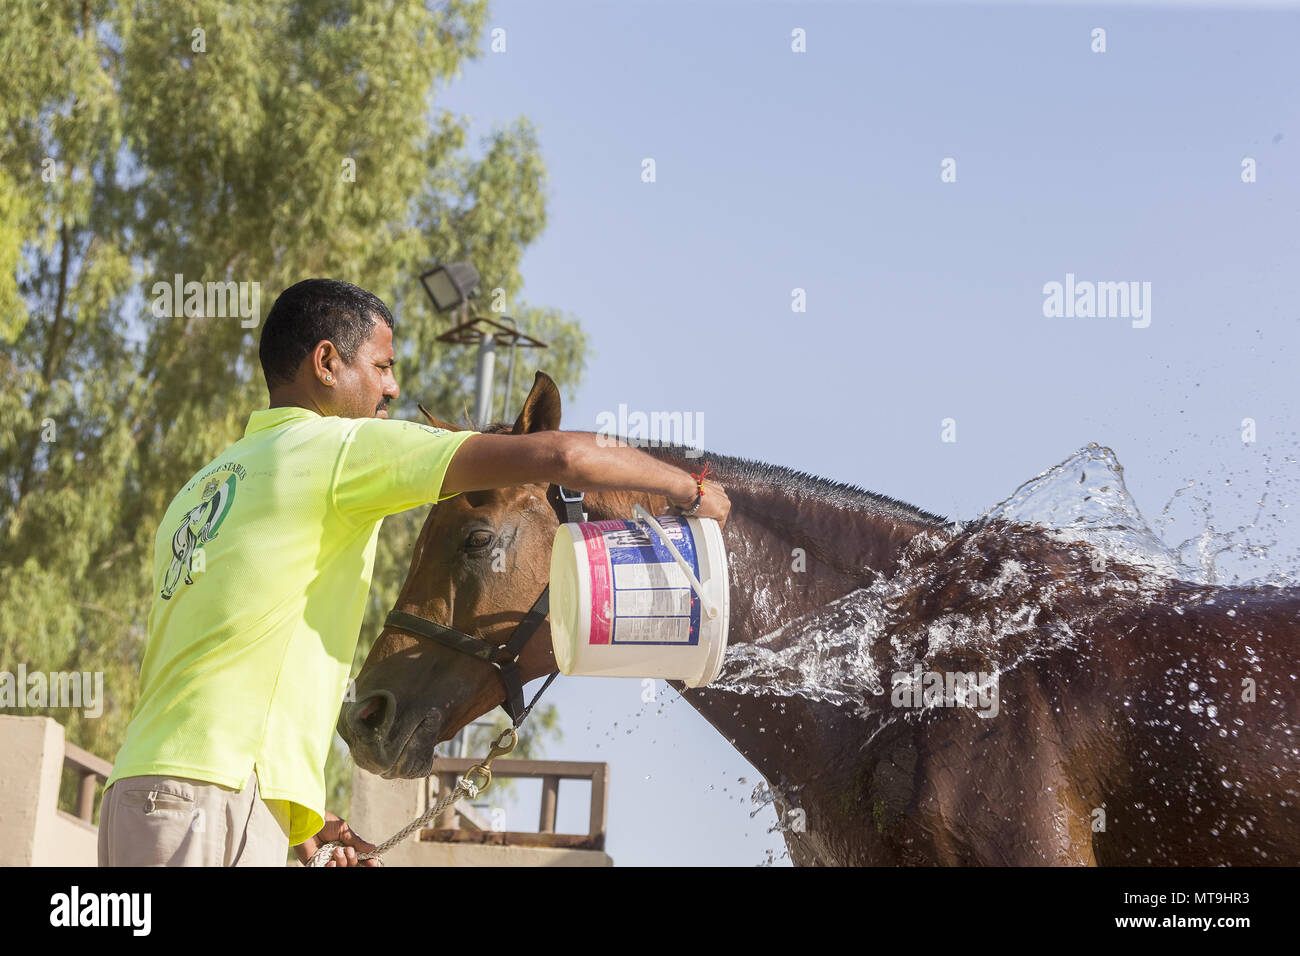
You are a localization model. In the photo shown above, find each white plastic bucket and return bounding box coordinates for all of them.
[549,508,730,687]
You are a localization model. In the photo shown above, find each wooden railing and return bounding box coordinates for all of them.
[425,758,609,850]
[62,740,113,823]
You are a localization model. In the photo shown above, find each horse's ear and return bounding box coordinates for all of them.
[512,371,562,434]
[417,403,465,431]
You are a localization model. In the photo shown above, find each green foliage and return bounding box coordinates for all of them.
[1,0,584,830]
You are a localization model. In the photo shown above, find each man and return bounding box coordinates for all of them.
[98,278,729,867]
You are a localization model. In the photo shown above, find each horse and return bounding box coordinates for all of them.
[338,372,1300,865]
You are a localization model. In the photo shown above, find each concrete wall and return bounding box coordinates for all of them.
[0,716,99,866]
[0,715,612,867]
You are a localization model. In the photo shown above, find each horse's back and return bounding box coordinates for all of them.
[1090,583,1300,865]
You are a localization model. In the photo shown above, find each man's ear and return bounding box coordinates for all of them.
[512,371,562,435]
[417,403,464,431]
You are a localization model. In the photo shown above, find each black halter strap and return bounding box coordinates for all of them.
[382,484,586,726]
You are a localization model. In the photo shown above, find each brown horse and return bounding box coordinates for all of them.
[339,372,1300,865]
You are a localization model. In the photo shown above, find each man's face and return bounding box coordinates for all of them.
[331,317,399,419]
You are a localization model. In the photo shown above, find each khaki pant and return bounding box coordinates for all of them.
[97,771,291,867]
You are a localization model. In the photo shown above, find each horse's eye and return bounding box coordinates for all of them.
[464,530,494,551]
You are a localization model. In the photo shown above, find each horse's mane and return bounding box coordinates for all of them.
[636,441,950,528]
[472,416,950,529]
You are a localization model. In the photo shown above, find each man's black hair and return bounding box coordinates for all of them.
[258,278,394,388]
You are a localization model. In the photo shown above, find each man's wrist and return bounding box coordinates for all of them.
[666,471,698,508]
[666,470,702,509]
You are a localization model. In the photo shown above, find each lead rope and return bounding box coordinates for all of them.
[306,673,559,867]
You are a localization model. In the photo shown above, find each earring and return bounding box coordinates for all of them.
[325,375,333,384]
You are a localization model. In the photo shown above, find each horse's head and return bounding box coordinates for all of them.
[338,371,569,778]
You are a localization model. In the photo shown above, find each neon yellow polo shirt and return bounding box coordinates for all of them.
[106,406,478,845]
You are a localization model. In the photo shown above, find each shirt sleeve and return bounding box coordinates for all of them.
[331,418,479,525]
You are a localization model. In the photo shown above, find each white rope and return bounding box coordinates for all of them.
[306,776,481,868]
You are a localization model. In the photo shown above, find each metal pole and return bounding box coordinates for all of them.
[499,316,520,423]
[473,333,496,427]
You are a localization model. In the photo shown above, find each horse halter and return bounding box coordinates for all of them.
[381,485,586,727]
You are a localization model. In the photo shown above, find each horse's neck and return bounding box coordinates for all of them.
[585,451,939,642]
[583,451,942,785]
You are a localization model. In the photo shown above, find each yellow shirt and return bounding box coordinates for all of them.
[106,406,478,845]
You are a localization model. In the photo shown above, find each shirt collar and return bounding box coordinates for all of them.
[244,405,322,437]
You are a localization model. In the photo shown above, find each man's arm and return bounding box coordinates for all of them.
[440,431,729,524]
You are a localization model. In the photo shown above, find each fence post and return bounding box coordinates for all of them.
[539,775,559,833]
[0,716,69,865]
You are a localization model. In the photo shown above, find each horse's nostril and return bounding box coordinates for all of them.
[356,695,386,730]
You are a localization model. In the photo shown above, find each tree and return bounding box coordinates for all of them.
[0,0,584,825]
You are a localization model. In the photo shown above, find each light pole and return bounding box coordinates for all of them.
[419,262,549,427]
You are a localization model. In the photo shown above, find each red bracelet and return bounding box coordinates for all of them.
[677,461,711,516]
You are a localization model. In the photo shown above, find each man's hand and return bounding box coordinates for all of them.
[293,810,380,867]
[669,479,731,527]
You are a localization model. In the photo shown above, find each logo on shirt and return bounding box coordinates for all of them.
[161,465,243,600]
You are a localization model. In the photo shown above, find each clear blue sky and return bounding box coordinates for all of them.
[427,0,1300,865]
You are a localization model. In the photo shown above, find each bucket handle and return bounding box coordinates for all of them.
[632,504,720,620]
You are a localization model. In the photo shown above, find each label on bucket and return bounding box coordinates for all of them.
[579,517,702,646]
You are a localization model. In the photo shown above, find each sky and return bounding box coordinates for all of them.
[418,0,1300,865]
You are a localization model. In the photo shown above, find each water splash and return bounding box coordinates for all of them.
[710,442,1295,711]
[721,588,891,708]
[975,442,1200,582]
